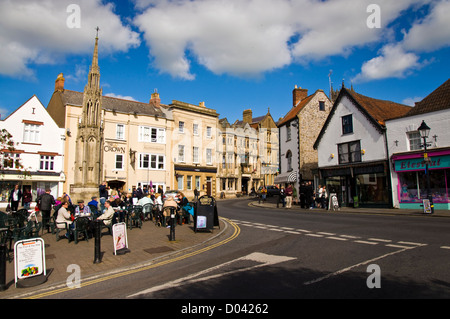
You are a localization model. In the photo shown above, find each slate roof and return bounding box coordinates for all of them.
[60,90,168,118]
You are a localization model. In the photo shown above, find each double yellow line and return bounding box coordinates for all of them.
[24,218,240,299]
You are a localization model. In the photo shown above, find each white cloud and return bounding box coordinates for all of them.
[402,0,450,52]
[104,93,137,101]
[353,44,422,82]
[0,0,140,78]
[402,96,423,106]
[354,0,450,82]
[133,0,433,80]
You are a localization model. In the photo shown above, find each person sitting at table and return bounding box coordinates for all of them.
[88,196,99,208]
[111,195,126,222]
[56,200,73,238]
[97,200,115,226]
[74,200,92,219]
[138,194,153,220]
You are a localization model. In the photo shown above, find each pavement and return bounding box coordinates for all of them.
[248,196,450,218]
[0,214,227,299]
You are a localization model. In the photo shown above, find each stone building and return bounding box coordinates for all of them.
[217,108,278,197]
[276,86,332,192]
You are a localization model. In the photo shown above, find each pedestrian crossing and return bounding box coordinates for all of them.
[229,219,441,250]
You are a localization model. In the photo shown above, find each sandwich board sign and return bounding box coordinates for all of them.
[112,222,129,255]
[14,238,47,287]
[329,193,340,211]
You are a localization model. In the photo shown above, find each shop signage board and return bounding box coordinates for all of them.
[112,222,129,255]
[395,155,450,172]
[329,193,340,211]
[14,238,46,287]
[422,199,432,214]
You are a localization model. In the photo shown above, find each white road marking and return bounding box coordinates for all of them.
[368,238,392,243]
[127,253,296,298]
[327,236,348,241]
[340,235,360,239]
[304,244,424,286]
[354,240,378,245]
[386,244,415,249]
[398,241,423,246]
[306,234,324,238]
[317,232,335,236]
[441,246,450,250]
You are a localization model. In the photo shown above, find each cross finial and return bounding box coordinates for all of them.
[96,26,100,38]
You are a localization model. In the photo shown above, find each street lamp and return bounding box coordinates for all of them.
[418,120,434,214]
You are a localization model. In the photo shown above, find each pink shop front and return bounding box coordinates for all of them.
[392,148,450,210]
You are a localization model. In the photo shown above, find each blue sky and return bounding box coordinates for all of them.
[0,0,449,124]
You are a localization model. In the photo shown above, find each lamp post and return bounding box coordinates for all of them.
[418,120,434,214]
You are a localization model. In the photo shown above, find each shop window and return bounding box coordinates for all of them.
[398,170,449,203]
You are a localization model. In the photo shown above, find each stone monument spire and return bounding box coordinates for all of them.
[72,29,104,200]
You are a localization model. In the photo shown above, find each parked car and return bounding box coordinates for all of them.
[258,185,280,197]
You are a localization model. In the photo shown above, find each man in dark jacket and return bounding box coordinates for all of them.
[8,184,22,212]
[37,189,55,233]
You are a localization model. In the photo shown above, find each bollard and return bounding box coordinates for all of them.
[0,244,6,291]
[169,208,176,241]
[93,220,102,264]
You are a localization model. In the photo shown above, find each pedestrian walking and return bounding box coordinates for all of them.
[285,184,293,208]
[37,188,55,232]
[322,185,328,210]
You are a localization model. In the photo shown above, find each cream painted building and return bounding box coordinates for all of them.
[169,100,219,198]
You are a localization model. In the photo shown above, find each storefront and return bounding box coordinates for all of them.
[0,171,64,209]
[174,165,217,198]
[392,149,450,210]
[319,161,391,208]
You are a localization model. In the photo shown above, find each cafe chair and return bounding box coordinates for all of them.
[142,203,153,221]
[70,217,90,244]
[127,205,143,230]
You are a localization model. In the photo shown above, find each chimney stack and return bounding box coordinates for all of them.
[150,90,161,108]
[55,73,65,92]
[243,109,252,124]
[293,85,308,107]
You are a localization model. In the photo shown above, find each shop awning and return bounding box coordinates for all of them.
[274,171,298,184]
